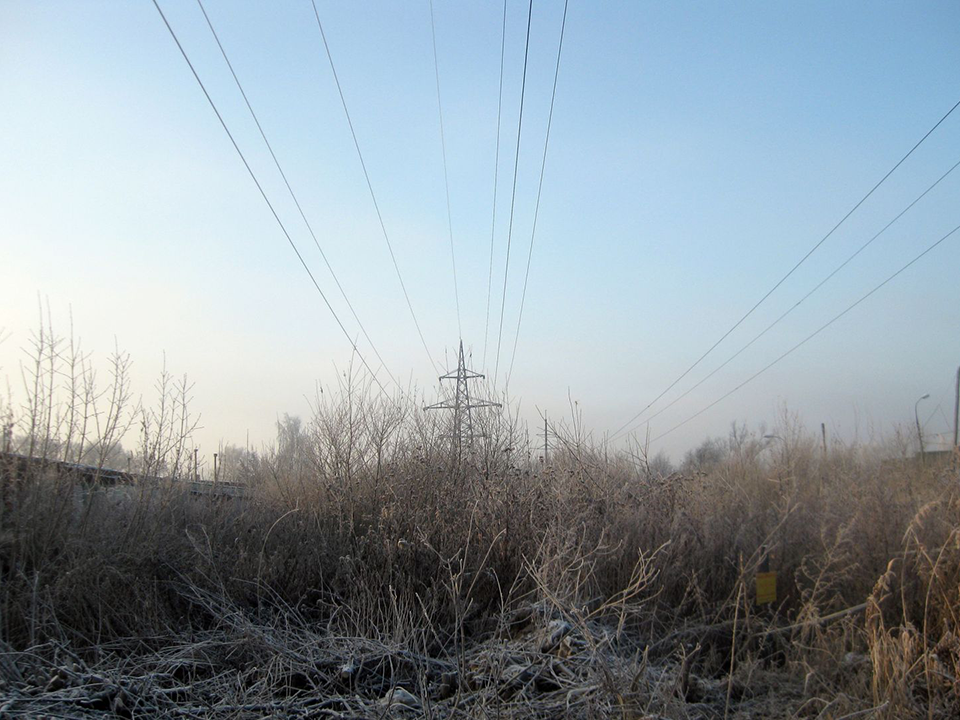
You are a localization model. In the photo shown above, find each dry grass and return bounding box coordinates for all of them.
[1,324,959,718]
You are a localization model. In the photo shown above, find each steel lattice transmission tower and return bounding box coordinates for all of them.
[426,341,501,458]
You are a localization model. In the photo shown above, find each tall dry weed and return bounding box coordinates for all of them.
[1,321,959,717]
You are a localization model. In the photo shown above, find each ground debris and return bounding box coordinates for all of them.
[0,608,836,718]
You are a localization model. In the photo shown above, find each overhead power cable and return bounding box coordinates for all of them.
[482,0,508,373]
[310,1,440,375]
[612,155,960,442]
[648,222,960,445]
[505,0,569,388]
[922,390,947,429]
[427,0,462,341]
[493,0,535,387]
[609,97,960,441]
[151,0,387,394]
[195,0,398,389]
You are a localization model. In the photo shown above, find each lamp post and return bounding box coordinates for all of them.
[915,394,930,465]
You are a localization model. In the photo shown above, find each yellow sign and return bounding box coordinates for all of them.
[756,571,777,605]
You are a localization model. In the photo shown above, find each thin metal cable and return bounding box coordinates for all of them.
[195,0,399,389]
[151,0,387,394]
[506,0,568,388]
[649,222,960,445]
[428,0,461,341]
[493,0,534,387]
[612,156,960,442]
[482,0,508,372]
[609,97,960,441]
[922,391,947,429]
[310,1,440,375]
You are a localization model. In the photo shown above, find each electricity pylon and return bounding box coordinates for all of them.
[426,341,501,459]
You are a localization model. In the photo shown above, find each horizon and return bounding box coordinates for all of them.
[2,1,959,462]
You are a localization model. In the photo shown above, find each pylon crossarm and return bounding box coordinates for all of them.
[426,401,499,411]
[439,369,484,381]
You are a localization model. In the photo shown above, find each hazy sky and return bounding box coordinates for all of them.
[2,1,959,461]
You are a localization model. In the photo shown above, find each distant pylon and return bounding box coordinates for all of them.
[426,340,501,458]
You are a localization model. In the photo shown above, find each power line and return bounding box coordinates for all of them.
[648,222,960,446]
[609,97,960,441]
[922,401,943,429]
[493,0,535,387]
[427,0,462,341]
[151,0,388,394]
[612,155,960,442]
[506,0,569,388]
[922,379,955,429]
[482,0,508,373]
[310,1,440,375]
[195,0,399,390]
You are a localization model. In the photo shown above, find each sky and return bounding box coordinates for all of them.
[1,0,959,462]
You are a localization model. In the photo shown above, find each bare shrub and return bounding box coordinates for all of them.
[1,323,958,717]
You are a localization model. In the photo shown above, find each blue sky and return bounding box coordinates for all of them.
[1,1,958,460]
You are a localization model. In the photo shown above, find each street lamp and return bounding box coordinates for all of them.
[915,394,930,465]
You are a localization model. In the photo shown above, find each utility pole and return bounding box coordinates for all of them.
[426,341,501,461]
[954,365,959,449]
[915,394,930,466]
[544,413,549,465]
[536,412,548,465]
[819,422,827,497]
